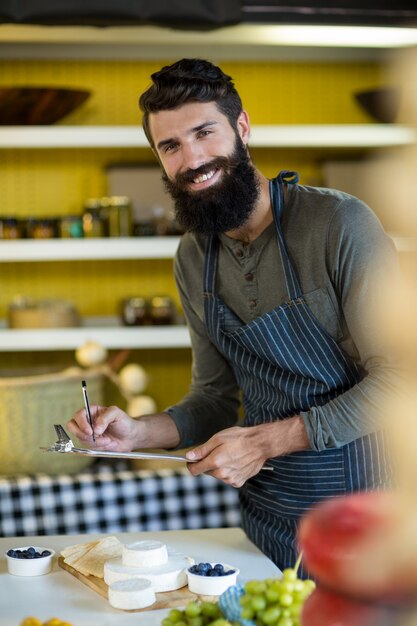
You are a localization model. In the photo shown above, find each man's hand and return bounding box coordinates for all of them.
[67,405,139,451]
[67,406,181,452]
[185,416,310,488]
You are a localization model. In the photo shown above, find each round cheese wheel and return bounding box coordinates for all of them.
[108,577,156,610]
[104,553,193,592]
[122,540,168,567]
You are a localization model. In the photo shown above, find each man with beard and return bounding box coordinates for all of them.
[68,58,399,574]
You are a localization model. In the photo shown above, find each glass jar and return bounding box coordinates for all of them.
[120,297,148,326]
[0,217,23,239]
[60,215,84,238]
[82,206,105,238]
[148,295,176,325]
[29,218,57,239]
[107,196,133,237]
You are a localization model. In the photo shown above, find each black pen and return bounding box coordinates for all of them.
[81,380,96,444]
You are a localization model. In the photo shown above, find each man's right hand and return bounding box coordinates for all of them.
[67,406,181,452]
[67,405,140,452]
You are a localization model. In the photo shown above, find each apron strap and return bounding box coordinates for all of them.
[270,171,303,301]
[203,234,218,295]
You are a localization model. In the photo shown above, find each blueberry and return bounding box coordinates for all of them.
[208,569,220,576]
[27,547,36,555]
[213,563,224,574]
[7,549,16,558]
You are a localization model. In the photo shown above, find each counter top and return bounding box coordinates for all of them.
[0,527,280,626]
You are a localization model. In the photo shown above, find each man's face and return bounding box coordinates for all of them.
[149,101,260,234]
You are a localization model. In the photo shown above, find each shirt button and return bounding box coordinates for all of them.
[236,249,244,258]
[245,272,254,282]
[249,299,257,308]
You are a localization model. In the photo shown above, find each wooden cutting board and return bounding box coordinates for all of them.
[58,557,216,612]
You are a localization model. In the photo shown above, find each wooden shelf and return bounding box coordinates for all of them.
[0,237,180,262]
[1,234,413,263]
[0,125,414,149]
[0,318,190,351]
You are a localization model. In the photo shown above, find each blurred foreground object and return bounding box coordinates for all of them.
[0,87,90,125]
[301,45,417,626]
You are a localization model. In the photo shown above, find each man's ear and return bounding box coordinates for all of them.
[237,110,251,146]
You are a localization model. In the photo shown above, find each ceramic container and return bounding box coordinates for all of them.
[5,546,55,576]
[186,563,239,596]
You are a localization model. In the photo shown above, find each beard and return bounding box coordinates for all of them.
[162,136,260,235]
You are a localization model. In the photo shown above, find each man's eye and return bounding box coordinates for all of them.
[164,143,177,153]
[197,130,212,138]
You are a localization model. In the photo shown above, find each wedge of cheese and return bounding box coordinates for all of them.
[122,540,168,567]
[108,577,156,610]
[62,536,123,578]
[104,552,194,592]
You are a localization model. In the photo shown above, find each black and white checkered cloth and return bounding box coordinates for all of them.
[0,462,241,537]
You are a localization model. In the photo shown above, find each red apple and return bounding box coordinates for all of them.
[301,586,399,626]
[298,491,417,603]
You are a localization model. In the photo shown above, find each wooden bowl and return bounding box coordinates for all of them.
[0,87,90,125]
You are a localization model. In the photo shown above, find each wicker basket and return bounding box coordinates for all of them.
[0,366,103,475]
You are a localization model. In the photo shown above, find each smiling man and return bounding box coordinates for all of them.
[68,59,400,574]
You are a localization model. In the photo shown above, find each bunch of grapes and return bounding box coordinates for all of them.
[239,560,315,626]
[161,600,236,626]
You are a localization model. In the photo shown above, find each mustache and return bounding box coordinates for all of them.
[174,156,231,186]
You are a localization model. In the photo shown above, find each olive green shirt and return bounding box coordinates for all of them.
[167,182,400,452]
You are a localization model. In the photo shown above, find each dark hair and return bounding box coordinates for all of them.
[139,58,243,148]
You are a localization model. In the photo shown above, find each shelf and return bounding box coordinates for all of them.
[0,125,415,149]
[0,237,180,262]
[0,318,191,351]
[1,234,414,262]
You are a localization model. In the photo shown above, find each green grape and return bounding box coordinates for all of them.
[168,609,184,623]
[185,602,202,618]
[162,619,172,626]
[265,586,280,603]
[240,606,255,620]
[200,602,222,619]
[244,580,267,595]
[250,595,267,612]
[261,606,281,624]
[282,568,297,582]
[280,581,295,594]
[279,593,293,607]
[188,618,204,626]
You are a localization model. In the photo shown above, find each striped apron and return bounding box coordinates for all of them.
[203,171,391,574]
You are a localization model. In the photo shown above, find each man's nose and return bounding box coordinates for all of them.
[180,142,206,172]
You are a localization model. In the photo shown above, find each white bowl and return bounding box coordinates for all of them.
[187,562,239,596]
[5,546,55,576]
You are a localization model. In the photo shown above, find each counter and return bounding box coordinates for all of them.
[0,527,281,626]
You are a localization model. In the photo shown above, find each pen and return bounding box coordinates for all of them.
[81,379,96,444]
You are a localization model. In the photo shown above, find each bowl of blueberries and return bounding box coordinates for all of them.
[187,561,239,595]
[5,546,55,576]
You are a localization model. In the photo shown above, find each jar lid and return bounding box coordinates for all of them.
[149,296,174,308]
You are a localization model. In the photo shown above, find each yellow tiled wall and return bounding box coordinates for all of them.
[0,57,383,411]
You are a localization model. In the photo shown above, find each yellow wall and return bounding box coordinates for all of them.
[0,58,383,410]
